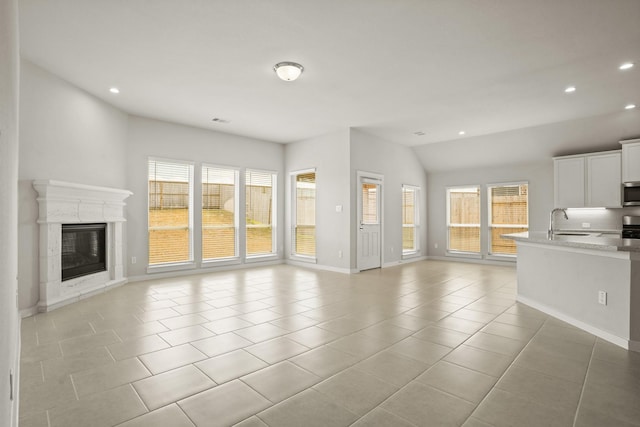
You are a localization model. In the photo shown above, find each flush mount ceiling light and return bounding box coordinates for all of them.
[458,131,466,135]
[625,104,636,110]
[564,86,576,93]
[274,62,304,82]
[109,87,120,94]
[619,62,635,70]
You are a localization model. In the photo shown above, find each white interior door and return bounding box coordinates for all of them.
[358,176,382,271]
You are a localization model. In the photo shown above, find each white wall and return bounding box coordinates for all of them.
[0,0,21,424]
[350,129,428,269]
[126,116,285,278]
[18,60,129,310]
[284,129,351,271]
[426,161,554,259]
[414,110,640,173]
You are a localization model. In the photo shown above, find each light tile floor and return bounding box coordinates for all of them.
[19,260,640,427]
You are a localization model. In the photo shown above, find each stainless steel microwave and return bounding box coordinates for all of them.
[623,182,640,206]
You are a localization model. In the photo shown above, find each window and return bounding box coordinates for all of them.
[447,186,480,254]
[148,159,194,265]
[488,183,528,256]
[361,183,379,224]
[292,170,316,257]
[246,169,276,256]
[202,165,239,261]
[402,185,419,255]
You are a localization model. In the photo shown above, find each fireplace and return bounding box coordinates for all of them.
[62,223,107,281]
[33,180,132,312]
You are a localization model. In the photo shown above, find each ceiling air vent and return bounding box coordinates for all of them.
[211,117,231,124]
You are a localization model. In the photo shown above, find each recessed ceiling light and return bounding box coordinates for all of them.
[109,87,120,94]
[625,104,636,110]
[414,131,425,136]
[564,86,576,93]
[458,131,466,135]
[619,62,634,70]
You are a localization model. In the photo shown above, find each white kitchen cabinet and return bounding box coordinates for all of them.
[554,150,621,208]
[554,156,585,208]
[620,138,640,183]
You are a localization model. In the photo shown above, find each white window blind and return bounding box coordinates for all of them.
[447,186,480,253]
[293,171,316,257]
[246,169,276,256]
[361,183,378,224]
[148,159,194,265]
[402,185,419,254]
[202,165,239,261]
[488,183,528,255]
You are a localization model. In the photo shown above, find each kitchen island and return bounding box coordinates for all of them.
[505,231,640,352]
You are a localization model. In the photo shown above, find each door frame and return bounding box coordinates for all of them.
[356,170,384,272]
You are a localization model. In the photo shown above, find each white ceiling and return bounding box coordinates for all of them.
[19,0,640,147]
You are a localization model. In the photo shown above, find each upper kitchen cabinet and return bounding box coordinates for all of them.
[554,156,585,208]
[620,138,640,183]
[554,150,621,208]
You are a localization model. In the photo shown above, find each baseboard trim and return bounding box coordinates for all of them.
[517,295,632,351]
[285,259,355,274]
[19,306,38,318]
[382,256,428,268]
[427,255,517,267]
[128,259,285,283]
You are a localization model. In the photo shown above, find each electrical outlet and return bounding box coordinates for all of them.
[598,290,607,305]
[582,223,591,229]
[434,243,438,249]
[391,247,394,253]
[131,256,137,264]
[338,250,343,258]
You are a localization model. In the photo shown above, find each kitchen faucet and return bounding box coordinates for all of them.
[548,208,568,238]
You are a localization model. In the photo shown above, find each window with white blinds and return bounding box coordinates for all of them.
[488,183,528,256]
[246,169,276,256]
[292,171,316,257]
[361,183,379,224]
[402,185,419,255]
[446,186,480,254]
[148,159,194,265]
[202,165,239,261]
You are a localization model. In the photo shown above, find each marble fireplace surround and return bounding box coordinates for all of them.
[33,180,132,312]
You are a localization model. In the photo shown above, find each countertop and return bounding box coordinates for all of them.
[504,231,640,253]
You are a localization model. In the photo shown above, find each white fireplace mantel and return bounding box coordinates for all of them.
[33,180,133,312]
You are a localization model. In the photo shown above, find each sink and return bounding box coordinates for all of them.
[553,232,590,236]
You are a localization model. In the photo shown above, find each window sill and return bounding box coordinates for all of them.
[445,251,482,260]
[245,254,279,264]
[486,254,517,262]
[147,261,196,274]
[201,258,242,269]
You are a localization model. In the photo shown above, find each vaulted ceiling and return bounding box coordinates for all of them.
[19,0,640,151]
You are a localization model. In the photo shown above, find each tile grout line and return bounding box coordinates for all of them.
[572,338,597,427]
[461,302,546,426]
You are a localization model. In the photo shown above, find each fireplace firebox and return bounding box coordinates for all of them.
[61,223,107,281]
